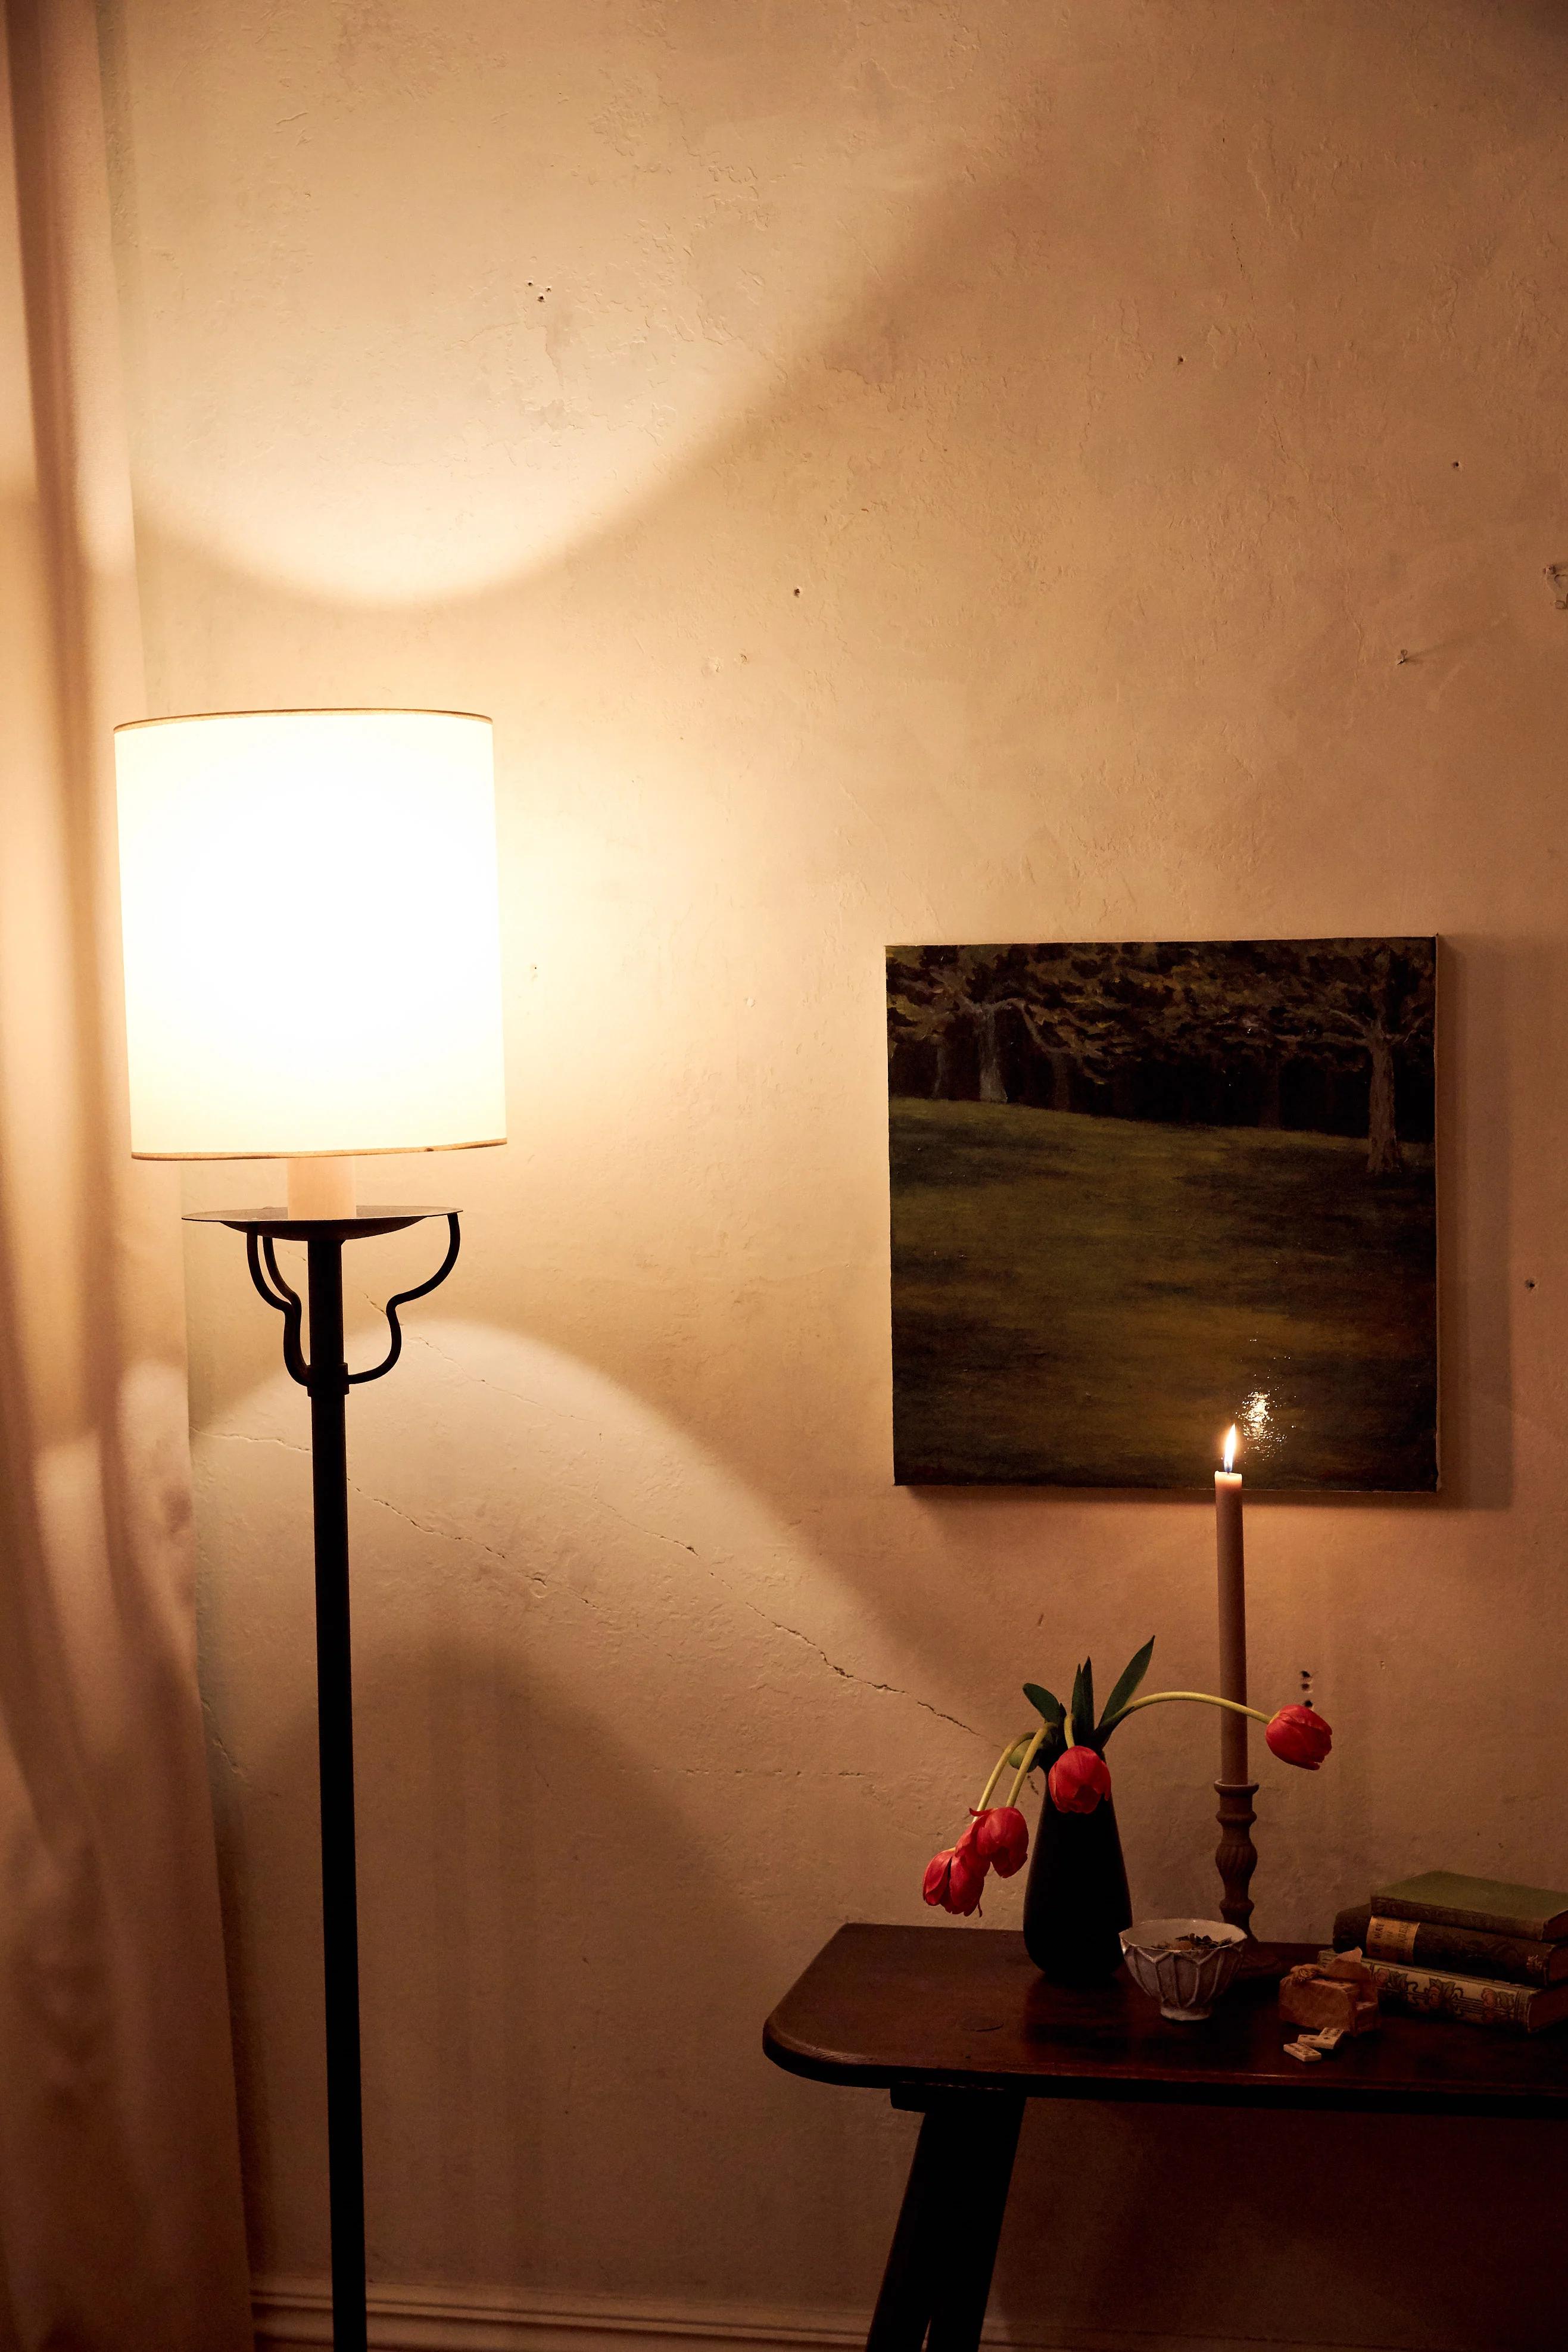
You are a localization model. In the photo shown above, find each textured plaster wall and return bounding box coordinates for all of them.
[102,4,1568,2346]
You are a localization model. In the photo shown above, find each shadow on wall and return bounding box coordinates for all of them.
[216,1631,780,2287]
[1434,936,1512,1513]
[102,0,1070,609]
[197,1328,931,2297]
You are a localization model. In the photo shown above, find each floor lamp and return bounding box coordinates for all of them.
[114,708,507,2352]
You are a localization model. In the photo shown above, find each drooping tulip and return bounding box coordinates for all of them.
[969,1805,1029,1877]
[1047,1744,1112,1815]
[1264,1703,1333,1770]
[922,1836,987,1915]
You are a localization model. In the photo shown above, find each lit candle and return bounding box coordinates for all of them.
[1215,1425,1248,1785]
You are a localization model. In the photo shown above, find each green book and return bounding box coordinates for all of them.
[1334,1903,1568,1987]
[1370,1871,1568,1943]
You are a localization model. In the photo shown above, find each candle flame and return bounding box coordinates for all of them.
[1222,1426,1238,1472]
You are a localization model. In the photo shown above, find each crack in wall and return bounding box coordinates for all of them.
[205,1434,970,1742]
[207,1427,308,1456]
[205,1428,513,1568]
[348,1482,512,1569]
[407,1329,603,1429]
[201,1702,248,1783]
[594,1491,698,1556]
[748,1606,980,1739]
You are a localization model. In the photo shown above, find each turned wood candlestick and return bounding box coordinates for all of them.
[1214,1778,1259,1934]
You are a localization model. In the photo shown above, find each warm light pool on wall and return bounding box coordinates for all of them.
[116,707,507,2352]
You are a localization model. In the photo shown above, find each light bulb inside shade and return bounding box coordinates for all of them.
[115,709,507,1160]
[1222,1426,1238,1472]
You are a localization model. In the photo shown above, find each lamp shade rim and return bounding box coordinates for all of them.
[115,705,492,732]
[130,1134,506,1163]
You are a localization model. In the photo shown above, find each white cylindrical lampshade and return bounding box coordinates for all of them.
[115,708,507,1159]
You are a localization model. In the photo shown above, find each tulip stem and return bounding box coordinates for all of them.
[975,1737,1030,1814]
[1005,1727,1048,1809]
[1117,1690,1271,1724]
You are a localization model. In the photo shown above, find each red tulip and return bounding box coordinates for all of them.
[969,1805,1030,1877]
[1265,1703,1333,1770]
[922,1836,987,1915]
[1048,1744,1112,1814]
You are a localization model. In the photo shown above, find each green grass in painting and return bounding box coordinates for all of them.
[889,1099,1437,1490]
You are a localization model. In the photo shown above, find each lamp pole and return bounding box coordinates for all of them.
[307,1232,367,2348]
[191,1206,462,2352]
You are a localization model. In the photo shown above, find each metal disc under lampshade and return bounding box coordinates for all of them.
[114,707,507,2352]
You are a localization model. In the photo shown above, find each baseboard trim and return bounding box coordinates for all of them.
[250,2278,1411,2352]
[251,2282,871,2352]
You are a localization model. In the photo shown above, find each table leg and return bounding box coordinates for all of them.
[867,2096,1024,2352]
[925,2097,1024,2352]
[865,2103,950,2352]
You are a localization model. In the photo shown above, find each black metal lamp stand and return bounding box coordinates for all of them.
[188,1204,463,2352]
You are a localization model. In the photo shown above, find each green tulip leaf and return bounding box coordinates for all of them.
[1097,1636,1155,1738]
[1023,1681,1065,1731]
[1070,1658,1095,1742]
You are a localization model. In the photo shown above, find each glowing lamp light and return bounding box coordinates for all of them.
[115,709,506,1207]
[1222,1424,1238,1472]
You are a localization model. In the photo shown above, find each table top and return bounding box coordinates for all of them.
[763,1924,1568,2118]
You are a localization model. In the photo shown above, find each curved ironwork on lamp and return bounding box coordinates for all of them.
[242,1211,462,1390]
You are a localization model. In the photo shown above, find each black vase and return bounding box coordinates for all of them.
[1022,1792,1133,1984]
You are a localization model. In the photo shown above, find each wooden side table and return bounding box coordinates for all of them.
[763,1924,1568,2352]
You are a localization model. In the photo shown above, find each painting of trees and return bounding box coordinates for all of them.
[886,938,1438,1490]
[1277,941,1435,1175]
[887,938,1435,1177]
[889,943,1145,1107]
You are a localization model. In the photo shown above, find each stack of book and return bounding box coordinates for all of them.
[1333,1870,1568,2033]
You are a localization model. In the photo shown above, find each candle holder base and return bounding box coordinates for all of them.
[1214,1778,1259,1937]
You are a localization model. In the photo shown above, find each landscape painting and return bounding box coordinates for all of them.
[887,938,1438,1490]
